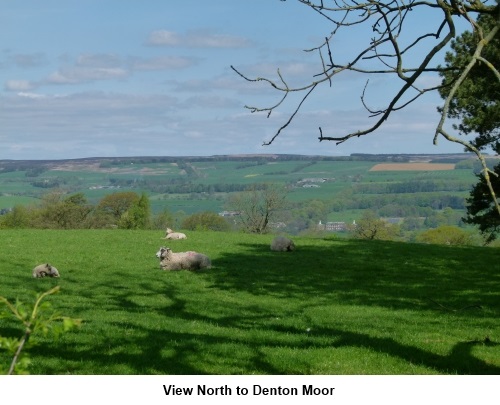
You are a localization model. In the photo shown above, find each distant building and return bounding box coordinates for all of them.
[297,178,331,188]
[218,211,240,217]
[299,178,327,183]
[318,220,347,231]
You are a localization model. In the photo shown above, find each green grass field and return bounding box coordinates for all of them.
[0,229,498,375]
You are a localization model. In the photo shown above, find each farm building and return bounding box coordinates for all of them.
[318,221,347,231]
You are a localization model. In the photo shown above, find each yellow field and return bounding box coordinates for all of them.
[370,163,456,171]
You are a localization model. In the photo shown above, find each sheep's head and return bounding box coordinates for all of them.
[48,265,60,277]
[166,228,173,234]
[38,263,60,278]
[156,247,171,259]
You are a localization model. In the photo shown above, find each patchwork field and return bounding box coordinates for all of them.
[2,154,498,242]
[370,163,456,171]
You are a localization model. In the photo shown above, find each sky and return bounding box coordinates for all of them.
[0,0,477,160]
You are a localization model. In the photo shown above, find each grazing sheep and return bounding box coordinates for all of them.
[156,246,211,271]
[32,263,60,278]
[271,236,295,252]
[163,228,187,240]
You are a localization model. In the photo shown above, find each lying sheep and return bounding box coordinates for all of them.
[271,236,295,252]
[32,263,60,278]
[163,228,187,240]
[156,246,211,271]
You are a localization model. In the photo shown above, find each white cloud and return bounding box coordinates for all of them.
[130,56,198,71]
[46,66,129,85]
[147,29,251,48]
[0,86,465,160]
[4,79,36,91]
[17,92,46,99]
[0,52,48,69]
[147,30,180,46]
[36,53,198,88]
[75,53,123,68]
[181,95,241,109]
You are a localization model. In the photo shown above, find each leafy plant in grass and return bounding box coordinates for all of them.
[0,286,82,375]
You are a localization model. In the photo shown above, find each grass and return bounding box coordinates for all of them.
[0,229,499,374]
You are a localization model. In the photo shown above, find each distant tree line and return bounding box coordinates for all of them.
[0,191,236,233]
[329,190,466,213]
[108,177,269,195]
[352,179,473,194]
[349,210,482,246]
[0,191,153,230]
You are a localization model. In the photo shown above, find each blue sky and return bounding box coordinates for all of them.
[0,0,474,160]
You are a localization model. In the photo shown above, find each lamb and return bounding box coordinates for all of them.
[155,246,211,271]
[32,263,60,278]
[163,228,187,240]
[270,236,296,252]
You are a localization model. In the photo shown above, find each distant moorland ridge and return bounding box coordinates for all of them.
[0,152,487,170]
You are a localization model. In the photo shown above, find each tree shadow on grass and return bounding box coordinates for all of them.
[30,287,500,375]
[209,239,500,313]
[23,239,500,375]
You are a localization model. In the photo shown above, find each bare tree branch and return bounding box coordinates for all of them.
[234,0,499,214]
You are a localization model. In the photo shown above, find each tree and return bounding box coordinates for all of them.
[151,208,175,230]
[118,193,151,229]
[438,12,500,237]
[464,162,500,242]
[58,193,93,229]
[0,205,31,228]
[35,192,92,229]
[226,183,288,233]
[96,192,139,221]
[439,12,500,153]
[349,210,399,241]
[416,225,475,245]
[233,0,499,214]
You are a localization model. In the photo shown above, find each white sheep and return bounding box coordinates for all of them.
[270,236,296,252]
[163,228,187,240]
[155,246,211,271]
[32,263,60,278]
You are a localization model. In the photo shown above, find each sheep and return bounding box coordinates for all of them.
[270,236,295,252]
[32,263,60,278]
[155,246,211,271]
[163,228,187,240]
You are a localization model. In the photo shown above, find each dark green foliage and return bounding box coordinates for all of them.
[464,162,500,242]
[118,193,151,229]
[96,192,139,220]
[438,12,500,152]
